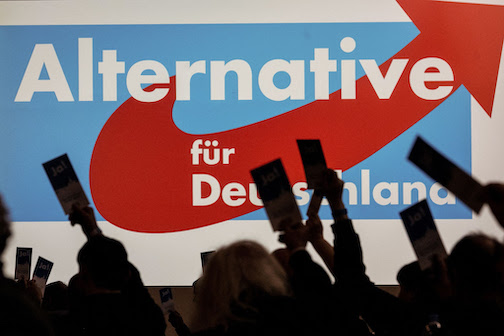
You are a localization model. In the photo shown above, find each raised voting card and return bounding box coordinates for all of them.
[159,287,175,314]
[15,247,32,280]
[200,250,215,270]
[251,159,302,231]
[408,137,484,213]
[400,200,448,270]
[33,256,53,295]
[43,154,89,214]
[297,139,328,216]
[297,139,327,189]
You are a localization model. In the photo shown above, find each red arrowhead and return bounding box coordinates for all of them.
[396,0,504,116]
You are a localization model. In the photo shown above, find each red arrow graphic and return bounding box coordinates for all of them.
[397,0,503,116]
[90,0,504,233]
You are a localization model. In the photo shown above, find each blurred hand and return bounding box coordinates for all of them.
[17,278,43,306]
[318,169,345,210]
[278,222,308,251]
[68,205,101,238]
[168,310,185,329]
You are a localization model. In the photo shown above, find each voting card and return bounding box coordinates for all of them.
[400,200,448,270]
[42,154,90,214]
[33,256,53,296]
[200,250,215,270]
[159,287,175,314]
[297,139,327,190]
[251,159,302,231]
[408,137,484,213]
[15,247,32,280]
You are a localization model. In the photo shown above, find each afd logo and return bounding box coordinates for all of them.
[1,0,503,232]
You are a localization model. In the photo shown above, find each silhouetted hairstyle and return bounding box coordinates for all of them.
[191,240,290,332]
[448,233,504,297]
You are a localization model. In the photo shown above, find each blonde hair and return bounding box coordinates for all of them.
[191,240,290,332]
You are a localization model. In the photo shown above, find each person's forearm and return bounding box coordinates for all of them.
[331,219,368,283]
[310,237,335,276]
[326,194,348,221]
[84,225,103,239]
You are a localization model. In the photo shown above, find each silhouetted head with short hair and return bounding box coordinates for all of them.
[77,236,130,291]
[397,261,424,303]
[42,281,69,311]
[448,233,504,300]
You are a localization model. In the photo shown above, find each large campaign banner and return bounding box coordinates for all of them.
[1,0,503,285]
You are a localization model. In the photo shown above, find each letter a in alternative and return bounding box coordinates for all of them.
[15,44,74,102]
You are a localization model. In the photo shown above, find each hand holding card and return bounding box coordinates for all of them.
[69,205,102,238]
[278,222,308,251]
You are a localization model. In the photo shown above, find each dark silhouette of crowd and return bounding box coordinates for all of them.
[1,167,504,335]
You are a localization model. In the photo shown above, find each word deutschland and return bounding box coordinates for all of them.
[15,37,454,103]
[193,169,456,208]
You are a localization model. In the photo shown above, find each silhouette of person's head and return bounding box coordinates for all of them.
[42,281,69,311]
[397,261,424,303]
[448,233,504,300]
[192,240,290,332]
[0,195,11,258]
[77,236,130,291]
